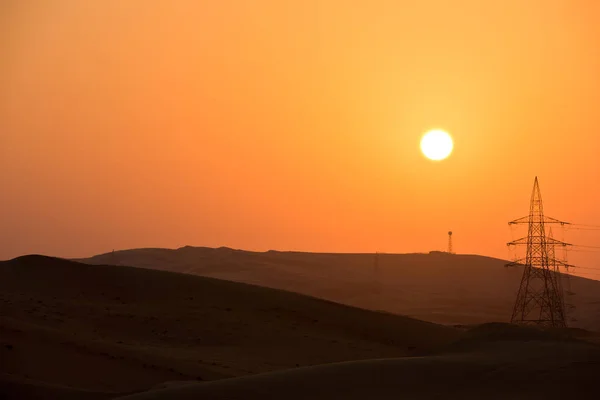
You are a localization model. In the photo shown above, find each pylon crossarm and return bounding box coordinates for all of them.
[509,215,570,225]
[544,216,571,225]
[507,237,572,246]
[546,238,572,246]
[507,237,528,246]
[554,260,577,269]
[509,216,529,225]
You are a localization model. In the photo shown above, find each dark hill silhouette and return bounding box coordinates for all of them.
[116,323,600,400]
[0,255,458,398]
[80,247,600,331]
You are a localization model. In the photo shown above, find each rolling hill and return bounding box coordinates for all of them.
[81,247,600,331]
[0,255,458,398]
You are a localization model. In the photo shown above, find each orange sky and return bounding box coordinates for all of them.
[1,1,600,278]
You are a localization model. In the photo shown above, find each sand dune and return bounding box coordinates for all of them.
[0,255,458,398]
[115,324,600,400]
[0,373,115,400]
[81,247,600,330]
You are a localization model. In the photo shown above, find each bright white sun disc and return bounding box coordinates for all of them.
[420,129,453,161]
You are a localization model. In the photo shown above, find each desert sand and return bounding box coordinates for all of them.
[1,255,459,398]
[116,333,600,400]
[3,253,600,399]
[82,247,600,330]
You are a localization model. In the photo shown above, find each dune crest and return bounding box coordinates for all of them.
[81,247,600,330]
[1,255,458,398]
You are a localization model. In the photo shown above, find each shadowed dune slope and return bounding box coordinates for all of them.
[0,373,115,400]
[0,255,458,398]
[81,247,600,330]
[115,324,600,400]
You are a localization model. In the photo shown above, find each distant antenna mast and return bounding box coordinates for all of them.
[448,231,453,254]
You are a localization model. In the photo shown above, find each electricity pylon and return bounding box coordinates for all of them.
[547,227,567,319]
[507,177,571,328]
[552,227,577,322]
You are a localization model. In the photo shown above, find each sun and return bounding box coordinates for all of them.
[420,129,453,161]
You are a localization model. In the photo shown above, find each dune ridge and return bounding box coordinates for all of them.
[1,255,458,398]
[81,247,600,330]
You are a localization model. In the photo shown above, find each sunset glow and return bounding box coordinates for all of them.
[1,1,600,280]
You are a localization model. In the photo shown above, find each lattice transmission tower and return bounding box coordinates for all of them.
[548,226,577,322]
[547,227,567,320]
[507,177,572,328]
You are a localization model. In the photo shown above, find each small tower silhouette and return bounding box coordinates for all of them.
[447,231,453,254]
[508,177,567,328]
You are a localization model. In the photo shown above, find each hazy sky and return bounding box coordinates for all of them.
[2,1,600,278]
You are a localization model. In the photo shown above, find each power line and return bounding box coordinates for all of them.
[573,244,600,249]
[570,273,600,278]
[566,226,600,231]
[566,265,600,271]
[569,223,600,229]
